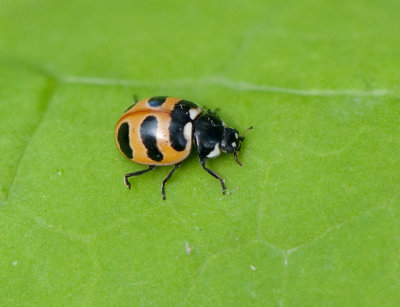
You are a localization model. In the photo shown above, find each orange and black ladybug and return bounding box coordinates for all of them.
[115,96,252,199]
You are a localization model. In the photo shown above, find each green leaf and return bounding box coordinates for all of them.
[1,0,399,306]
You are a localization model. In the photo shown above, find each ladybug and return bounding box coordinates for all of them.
[115,96,252,199]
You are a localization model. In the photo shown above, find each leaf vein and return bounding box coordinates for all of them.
[61,75,399,98]
[1,77,58,206]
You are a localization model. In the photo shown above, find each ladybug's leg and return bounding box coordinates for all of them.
[124,165,155,190]
[161,163,181,200]
[200,158,226,194]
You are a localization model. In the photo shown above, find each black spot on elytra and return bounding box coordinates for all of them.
[148,96,167,107]
[140,116,163,162]
[169,100,199,151]
[117,122,133,159]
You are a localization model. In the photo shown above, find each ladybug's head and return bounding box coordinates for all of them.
[220,126,253,166]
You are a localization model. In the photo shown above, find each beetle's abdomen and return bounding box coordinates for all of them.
[115,111,193,165]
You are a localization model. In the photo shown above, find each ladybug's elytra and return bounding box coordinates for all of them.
[115,96,252,199]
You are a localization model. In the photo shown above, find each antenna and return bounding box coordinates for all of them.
[235,126,253,166]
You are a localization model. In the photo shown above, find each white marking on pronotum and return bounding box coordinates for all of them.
[234,133,239,139]
[207,143,221,158]
[189,107,202,120]
[232,142,236,148]
[183,122,193,146]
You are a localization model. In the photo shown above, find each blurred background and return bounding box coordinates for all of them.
[2,0,399,89]
[1,0,399,306]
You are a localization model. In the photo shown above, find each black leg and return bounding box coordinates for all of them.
[200,158,226,194]
[124,165,155,189]
[161,163,181,200]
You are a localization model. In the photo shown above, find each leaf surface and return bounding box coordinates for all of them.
[1,0,399,306]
